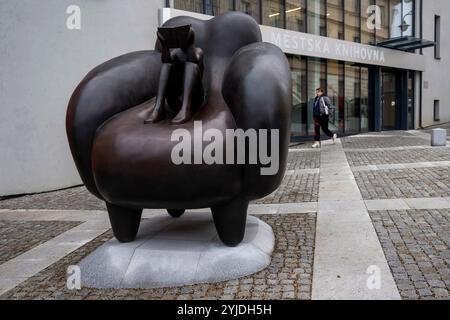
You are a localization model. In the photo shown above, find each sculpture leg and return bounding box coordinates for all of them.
[211,198,249,247]
[171,62,202,125]
[167,209,185,218]
[106,203,142,243]
[145,63,173,124]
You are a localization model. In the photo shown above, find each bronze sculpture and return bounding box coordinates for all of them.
[66,12,291,247]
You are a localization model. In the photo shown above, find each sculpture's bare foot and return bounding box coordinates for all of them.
[171,107,192,125]
[145,105,165,124]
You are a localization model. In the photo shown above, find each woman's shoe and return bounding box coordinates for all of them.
[312,142,321,149]
[333,134,338,144]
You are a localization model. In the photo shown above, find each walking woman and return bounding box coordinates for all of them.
[312,88,337,148]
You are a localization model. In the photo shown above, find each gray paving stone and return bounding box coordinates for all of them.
[370,209,450,300]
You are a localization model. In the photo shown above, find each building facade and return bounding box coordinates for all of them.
[0,0,448,196]
[167,0,447,140]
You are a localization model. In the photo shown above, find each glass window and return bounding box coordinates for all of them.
[289,55,308,138]
[402,0,415,37]
[345,0,360,42]
[376,0,389,42]
[286,0,306,32]
[307,0,326,36]
[390,0,403,38]
[327,0,344,40]
[204,0,234,16]
[327,60,345,134]
[307,57,327,135]
[361,67,369,132]
[174,0,204,14]
[262,0,285,29]
[236,0,260,22]
[345,63,361,134]
[361,0,376,44]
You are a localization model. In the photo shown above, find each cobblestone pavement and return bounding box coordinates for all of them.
[354,167,450,200]
[346,147,450,167]
[369,209,450,300]
[286,152,320,170]
[0,187,105,211]
[253,173,319,204]
[0,220,81,264]
[342,136,429,149]
[0,213,317,300]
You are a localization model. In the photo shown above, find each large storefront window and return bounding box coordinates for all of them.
[361,67,370,132]
[345,63,361,134]
[327,60,345,134]
[286,0,306,32]
[327,0,344,40]
[307,57,327,135]
[262,0,285,28]
[290,56,308,137]
[236,0,260,22]
[289,56,370,139]
[307,0,326,36]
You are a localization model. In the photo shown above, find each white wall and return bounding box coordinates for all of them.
[421,0,450,127]
[0,0,164,196]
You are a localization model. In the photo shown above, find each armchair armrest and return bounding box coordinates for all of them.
[222,43,292,199]
[66,50,162,198]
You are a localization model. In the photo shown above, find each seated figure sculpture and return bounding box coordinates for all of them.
[66,12,291,247]
[146,25,204,124]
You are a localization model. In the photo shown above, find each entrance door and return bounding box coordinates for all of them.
[381,71,397,131]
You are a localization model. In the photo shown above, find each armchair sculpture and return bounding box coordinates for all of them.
[66,12,291,247]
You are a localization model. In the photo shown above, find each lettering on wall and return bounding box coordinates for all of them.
[66,5,81,30]
[270,32,386,64]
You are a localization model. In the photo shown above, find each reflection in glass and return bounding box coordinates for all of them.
[236,0,260,22]
[376,0,390,42]
[390,0,403,38]
[345,63,361,134]
[361,67,369,132]
[361,0,376,44]
[289,56,308,138]
[204,0,234,16]
[174,0,204,14]
[262,0,285,28]
[403,0,414,36]
[307,0,326,36]
[345,0,360,42]
[327,60,345,134]
[286,0,306,32]
[327,0,344,40]
[308,58,327,136]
